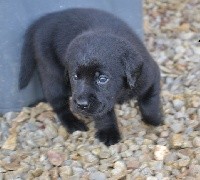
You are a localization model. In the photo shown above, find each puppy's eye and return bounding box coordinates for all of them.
[97,75,109,84]
[73,74,78,80]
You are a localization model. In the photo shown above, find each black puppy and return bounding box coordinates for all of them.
[19,8,162,146]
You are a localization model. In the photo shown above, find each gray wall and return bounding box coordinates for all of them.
[0,0,143,114]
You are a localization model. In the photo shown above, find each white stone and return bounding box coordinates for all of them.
[193,137,200,147]
[154,145,169,161]
[173,99,185,111]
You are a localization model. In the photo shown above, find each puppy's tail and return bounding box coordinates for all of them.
[19,26,36,90]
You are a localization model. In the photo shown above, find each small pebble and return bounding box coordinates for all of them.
[126,157,140,170]
[170,122,184,133]
[47,150,64,166]
[99,150,110,159]
[173,99,185,111]
[189,165,200,177]
[170,134,184,148]
[154,145,169,161]
[89,171,106,180]
[178,157,190,167]
[146,177,158,180]
[3,112,18,122]
[192,137,200,147]
[111,161,127,177]
[59,166,73,177]
[83,153,99,164]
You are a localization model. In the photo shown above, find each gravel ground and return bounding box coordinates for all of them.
[0,0,200,179]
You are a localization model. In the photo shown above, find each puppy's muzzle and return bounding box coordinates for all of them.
[74,98,90,110]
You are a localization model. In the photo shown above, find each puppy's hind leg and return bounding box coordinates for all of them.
[94,109,120,146]
[138,83,163,126]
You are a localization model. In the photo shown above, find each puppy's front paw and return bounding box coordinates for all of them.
[95,127,121,146]
[64,117,88,133]
[142,108,164,126]
[68,120,88,133]
[142,115,163,126]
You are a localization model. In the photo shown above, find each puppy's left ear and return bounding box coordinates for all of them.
[123,49,143,89]
[64,69,69,84]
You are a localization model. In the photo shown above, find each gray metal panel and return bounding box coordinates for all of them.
[0,0,143,113]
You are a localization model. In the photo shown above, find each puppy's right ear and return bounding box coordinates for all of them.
[123,49,143,89]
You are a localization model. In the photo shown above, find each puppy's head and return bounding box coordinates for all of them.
[65,32,143,116]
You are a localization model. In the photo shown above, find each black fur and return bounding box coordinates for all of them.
[19,8,162,146]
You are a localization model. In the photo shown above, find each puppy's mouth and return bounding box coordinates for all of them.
[72,102,106,116]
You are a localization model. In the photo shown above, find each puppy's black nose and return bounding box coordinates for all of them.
[75,99,89,110]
